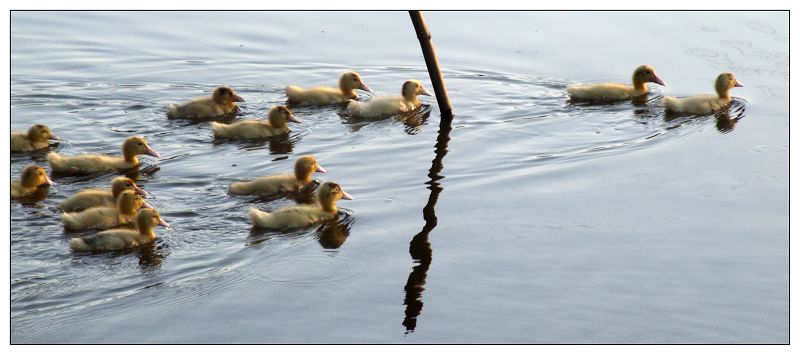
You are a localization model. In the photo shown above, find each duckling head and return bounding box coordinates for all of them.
[135,208,170,233]
[632,65,665,90]
[402,80,433,100]
[339,71,373,96]
[28,124,58,143]
[20,165,55,188]
[122,136,160,163]
[267,105,302,129]
[116,189,152,215]
[294,155,326,182]
[111,176,148,198]
[318,181,353,213]
[212,86,245,105]
[715,72,743,99]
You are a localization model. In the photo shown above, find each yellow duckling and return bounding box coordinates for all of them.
[59,176,148,212]
[167,86,245,119]
[11,124,59,152]
[70,208,169,252]
[346,80,432,118]
[663,73,744,115]
[61,189,152,231]
[11,165,55,199]
[47,136,160,174]
[567,65,666,101]
[229,155,326,196]
[286,71,374,105]
[249,181,353,229]
[211,105,301,139]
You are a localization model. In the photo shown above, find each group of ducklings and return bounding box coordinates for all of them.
[567,65,744,114]
[11,71,435,254]
[11,67,742,253]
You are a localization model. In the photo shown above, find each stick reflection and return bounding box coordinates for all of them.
[403,114,452,334]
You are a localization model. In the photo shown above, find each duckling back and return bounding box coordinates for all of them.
[230,174,300,196]
[212,120,280,139]
[59,189,115,212]
[249,206,333,229]
[663,94,728,115]
[47,151,131,174]
[286,85,347,105]
[346,97,416,118]
[61,207,121,231]
[567,83,639,101]
[70,229,143,252]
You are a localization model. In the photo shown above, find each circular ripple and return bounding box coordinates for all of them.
[751,144,787,153]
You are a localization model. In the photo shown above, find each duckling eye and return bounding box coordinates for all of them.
[137,142,143,146]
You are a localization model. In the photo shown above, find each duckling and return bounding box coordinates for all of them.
[61,190,151,231]
[567,65,666,101]
[286,71,374,105]
[59,176,148,212]
[11,165,55,199]
[11,124,59,152]
[167,86,245,119]
[47,136,160,174]
[249,181,353,229]
[229,155,326,196]
[347,80,432,118]
[70,208,169,252]
[211,105,301,139]
[663,73,744,115]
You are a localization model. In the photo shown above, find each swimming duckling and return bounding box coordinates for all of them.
[167,86,245,119]
[229,155,326,196]
[61,190,151,231]
[11,165,55,199]
[249,181,353,229]
[347,80,432,118]
[286,71,374,105]
[11,124,59,152]
[47,136,160,174]
[663,73,744,115]
[211,105,300,139]
[567,65,666,101]
[59,176,148,212]
[70,208,169,252]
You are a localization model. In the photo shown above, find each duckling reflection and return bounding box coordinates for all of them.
[136,241,168,270]
[316,215,354,249]
[714,108,741,134]
[664,99,746,134]
[342,104,431,135]
[212,132,295,155]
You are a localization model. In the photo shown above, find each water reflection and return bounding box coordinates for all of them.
[212,133,295,155]
[316,216,354,249]
[402,113,452,334]
[663,100,747,134]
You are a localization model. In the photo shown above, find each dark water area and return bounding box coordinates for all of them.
[10,11,788,343]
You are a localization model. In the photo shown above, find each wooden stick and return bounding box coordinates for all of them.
[409,11,453,120]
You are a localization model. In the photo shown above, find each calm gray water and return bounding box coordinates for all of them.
[10,11,788,343]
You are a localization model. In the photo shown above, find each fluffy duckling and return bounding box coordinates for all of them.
[211,105,301,139]
[47,136,160,174]
[11,165,55,199]
[567,65,666,101]
[229,155,326,196]
[249,181,353,229]
[70,208,169,252]
[663,73,744,115]
[286,71,374,105]
[347,80,432,118]
[167,86,245,119]
[11,124,59,152]
[59,176,148,212]
[61,190,152,231]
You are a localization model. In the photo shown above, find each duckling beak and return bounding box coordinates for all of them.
[340,190,354,200]
[651,74,666,86]
[134,185,150,197]
[233,94,245,102]
[141,201,154,210]
[49,134,61,141]
[315,164,327,173]
[287,114,302,124]
[158,217,170,228]
[359,82,374,94]
[46,175,56,187]
[144,146,161,158]
[420,87,433,96]
[734,80,744,87]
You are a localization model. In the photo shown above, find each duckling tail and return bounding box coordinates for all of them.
[61,212,84,231]
[249,208,272,228]
[662,96,680,113]
[46,151,64,173]
[166,103,179,119]
[70,237,90,252]
[210,121,228,138]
